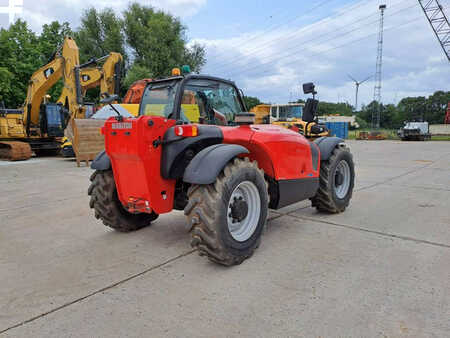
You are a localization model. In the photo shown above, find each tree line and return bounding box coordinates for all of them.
[0,3,206,108]
[244,91,450,128]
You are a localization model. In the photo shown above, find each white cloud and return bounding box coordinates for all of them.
[1,0,206,31]
[151,0,206,17]
[196,0,450,106]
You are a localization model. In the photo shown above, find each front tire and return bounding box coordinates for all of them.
[311,145,354,213]
[88,170,158,232]
[184,158,268,266]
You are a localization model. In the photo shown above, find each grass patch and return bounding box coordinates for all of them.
[348,130,450,141]
[348,129,399,140]
[431,135,450,141]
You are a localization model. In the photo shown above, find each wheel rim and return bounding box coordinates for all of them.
[334,160,351,199]
[227,181,261,242]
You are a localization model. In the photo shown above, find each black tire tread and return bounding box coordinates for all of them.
[184,157,267,266]
[311,146,353,213]
[88,170,157,232]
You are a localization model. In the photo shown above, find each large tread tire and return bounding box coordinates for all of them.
[88,170,158,232]
[184,158,268,266]
[311,145,354,213]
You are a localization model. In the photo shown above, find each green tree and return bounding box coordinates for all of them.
[243,96,262,110]
[123,3,205,77]
[0,67,13,104]
[75,7,125,63]
[39,21,73,63]
[426,91,450,124]
[316,101,354,116]
[123,64,151,89]
[0,20,41,108]
[182,42,206,73]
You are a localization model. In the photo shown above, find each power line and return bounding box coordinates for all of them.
[207,0,375,69]
[205,0,334,68]
[207,0,410,70]
[211,0,415,75]
[227,15,424,83]
[217,4,418,78]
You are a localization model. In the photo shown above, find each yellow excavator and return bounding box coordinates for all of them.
[59,52,124,157]
[0,37,123,160]
[0,37,82,160]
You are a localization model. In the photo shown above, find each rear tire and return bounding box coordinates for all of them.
[311,145,354,213]
[88,170,158,232]
[184,158,268,266]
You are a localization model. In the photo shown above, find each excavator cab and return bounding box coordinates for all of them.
[40,103,65,137]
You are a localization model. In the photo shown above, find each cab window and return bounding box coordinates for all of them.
[139,82,179,118]
[279,106,289,120]
[180,79,243,124]
[271,106,277,118]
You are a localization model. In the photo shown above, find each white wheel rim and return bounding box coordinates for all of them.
[227,181,261,242]
[335,160,351,199]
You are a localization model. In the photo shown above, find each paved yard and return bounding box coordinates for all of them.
[1,140,449,337]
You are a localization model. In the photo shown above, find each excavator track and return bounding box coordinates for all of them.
[0,141,33,161]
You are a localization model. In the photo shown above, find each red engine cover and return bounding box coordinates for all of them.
[102,116,176,214]
[221,124,319,180]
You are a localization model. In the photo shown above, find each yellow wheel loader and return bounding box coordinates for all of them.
[250,93,328,139]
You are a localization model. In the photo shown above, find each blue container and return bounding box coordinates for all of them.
[325,122,348,139]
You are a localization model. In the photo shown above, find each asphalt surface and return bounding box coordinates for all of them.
[1,140,449,337]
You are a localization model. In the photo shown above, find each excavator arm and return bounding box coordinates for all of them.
[99,52,123,96]
[23,57,63,134]
[22,36,82,136]
[57,52,123,109]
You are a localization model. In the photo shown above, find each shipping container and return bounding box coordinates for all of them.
[325,121,349,139]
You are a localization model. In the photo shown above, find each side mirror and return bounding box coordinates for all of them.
[100,93,119,104]
[303,82,316,95]
[303,98,319,123]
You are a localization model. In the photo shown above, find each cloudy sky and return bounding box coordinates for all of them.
[1,0,449,107]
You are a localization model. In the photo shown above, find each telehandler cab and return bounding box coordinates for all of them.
[88,71,355,266]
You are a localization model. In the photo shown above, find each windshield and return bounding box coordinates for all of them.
[180,79,243,124]
[139,78,244,125]
[139,81,179,118]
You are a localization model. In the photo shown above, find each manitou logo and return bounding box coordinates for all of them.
[0,0,23,25]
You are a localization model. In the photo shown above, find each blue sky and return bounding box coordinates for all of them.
[184,1,352,40]
[2,0,449,107]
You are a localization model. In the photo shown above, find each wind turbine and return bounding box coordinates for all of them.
[348,74,372,111]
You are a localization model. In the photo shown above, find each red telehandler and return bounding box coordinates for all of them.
[88,72,355,266]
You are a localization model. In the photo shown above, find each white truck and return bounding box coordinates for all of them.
[398,122,431,141]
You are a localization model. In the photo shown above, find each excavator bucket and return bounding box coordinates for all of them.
[0,141,33,161]
[69,119,105,167]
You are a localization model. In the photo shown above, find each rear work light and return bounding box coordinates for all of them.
[174,125,198,137]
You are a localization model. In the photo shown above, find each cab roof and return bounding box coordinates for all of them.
[150,74,237,87]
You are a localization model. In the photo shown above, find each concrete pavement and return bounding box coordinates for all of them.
[1,141,449,337]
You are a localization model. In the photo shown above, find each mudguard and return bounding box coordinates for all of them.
[91,150,111,170]
[183,144,249,184]
[314,137,344,161]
